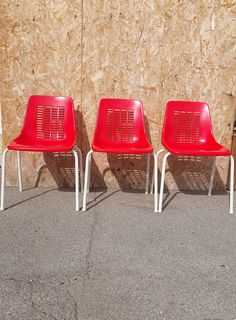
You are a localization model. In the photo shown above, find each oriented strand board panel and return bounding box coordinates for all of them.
[0,0,83,187]
[82,1,166,190]
[0,101,2,162]
[1,0,236,191]
[82,0,236,191]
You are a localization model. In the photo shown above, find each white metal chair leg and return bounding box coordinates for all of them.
[150,149,165,195]
[145,154,151,194]
[76,148,84,192]
[150,171,154,195]
[208,157,216,196]
[153,149,166,211]
[1,148,9,210]
[229,155,234,214]
[87,154,91,194]
[158,152,171,213]
[72,149,79,211]
[17,150,23,192]
[83,150,93,211]
[154,153,158,212]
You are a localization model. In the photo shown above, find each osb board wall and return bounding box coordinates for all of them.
[0,101,2,162]
[0,0,236,191]
[0,0,83,187]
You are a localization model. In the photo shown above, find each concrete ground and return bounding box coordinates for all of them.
[0,187,235,320]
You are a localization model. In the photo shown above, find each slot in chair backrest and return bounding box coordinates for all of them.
[162,101,215,146]
[20,95,76,145]
[93,98,147,147]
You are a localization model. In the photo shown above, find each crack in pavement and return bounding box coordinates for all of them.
[0,193,102,320]
[65,284,80,320]
[32,300,58,320]
[29,278,76,320]
[81,194,100,294]
[29,279,56,320]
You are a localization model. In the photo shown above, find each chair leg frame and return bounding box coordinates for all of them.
[74,146,84,193]
[71,147,84,210]
[86,152,92,194]
[2,148,233,214]
[72,149,80,211]
[154,153,158,212]
[150,173,154,195]
[150,149,165,196]
[208,156,216,196]
[229,155,234,214]
[158,151,171,213]
[145,154,151,194]
[17,150,23,192]
[1,148,23,210]
[153,149,166,212]
[157,152,234,214]
[1,148,9,210]
[83,150,153,211]
[82,149,93,211]
[1,147,83,211]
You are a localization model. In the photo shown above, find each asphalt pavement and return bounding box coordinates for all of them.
[0,187,235,320]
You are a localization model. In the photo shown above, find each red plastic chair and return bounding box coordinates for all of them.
[0,95,83,211]
[154,101,234,214]
[82,98,153,211]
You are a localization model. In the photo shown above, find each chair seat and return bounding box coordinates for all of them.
[163,141,230,156]
[156,100,234,215]
[7,139,74,152]
[92,142,153,154]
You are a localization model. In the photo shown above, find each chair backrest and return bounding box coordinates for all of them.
[162,101,215,146]
[93,98,148,147]
[19,95,76,145]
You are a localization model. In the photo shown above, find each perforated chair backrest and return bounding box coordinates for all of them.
[19,95,76,145]
[93,98,148,147]
[162,101,215,146]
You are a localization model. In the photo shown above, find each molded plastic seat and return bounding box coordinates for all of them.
[154,100,234,214]
[8,140,75,152]
[92,98,153,154]
[162,142,230,157]
[1,95,83,211]
[82,98,154,211]
[7,96,76,152]
[161,101,230,156]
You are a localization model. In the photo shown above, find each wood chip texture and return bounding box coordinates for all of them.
[0,0,236,191]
